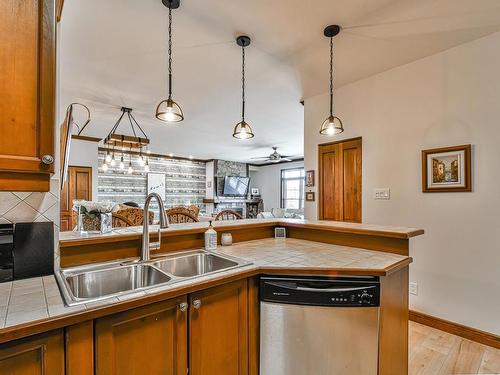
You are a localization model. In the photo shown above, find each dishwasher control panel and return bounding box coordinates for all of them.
[260,275,380,307]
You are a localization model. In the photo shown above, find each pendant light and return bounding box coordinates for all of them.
[319,25,344,136]
[233,35,254,139]
[156,0,184,122]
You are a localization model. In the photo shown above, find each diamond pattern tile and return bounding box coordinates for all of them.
[0,192,21,215]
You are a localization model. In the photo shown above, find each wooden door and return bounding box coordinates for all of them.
[189,279,248,375]
[0,0,56,191]
[95,297,188,375]
[319,137,362,222]
[0,329,64,374]
[60,166,92,231]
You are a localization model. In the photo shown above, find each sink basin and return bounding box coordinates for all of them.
[152,251,239,277]
[61,263,171,301]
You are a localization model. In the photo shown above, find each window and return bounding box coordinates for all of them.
[281,168,305,210]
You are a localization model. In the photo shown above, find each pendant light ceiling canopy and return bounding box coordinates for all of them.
[156,0,184,123]
[319,24,344,136]
[233,35,255,140]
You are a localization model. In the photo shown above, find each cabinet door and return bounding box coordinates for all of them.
[0,0,56,191]
[190,279,248,375]
[0,329,64,374]
[95,297,188,375]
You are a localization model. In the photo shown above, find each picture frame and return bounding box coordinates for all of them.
[251,188,260,195]
[305,170,315,187]
[305,191,315,202]
[421,144,471,193]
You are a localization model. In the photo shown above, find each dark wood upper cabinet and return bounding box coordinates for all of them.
[189,279,249,375]
[0,329,64,374]
[95,297,188,375]
[0,0,56,192]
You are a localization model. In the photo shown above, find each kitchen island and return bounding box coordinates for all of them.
[0,219,423,374]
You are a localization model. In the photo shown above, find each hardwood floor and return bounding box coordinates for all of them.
[409,321,500,374]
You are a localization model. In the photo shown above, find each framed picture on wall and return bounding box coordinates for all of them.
[305,170,315,187]
[421,144,471,192]
[305,191,315,202]
[147,172,166,200]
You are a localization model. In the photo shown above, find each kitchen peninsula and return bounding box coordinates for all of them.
[0,219,423,374]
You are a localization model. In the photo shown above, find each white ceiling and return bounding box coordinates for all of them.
[60,0,500,162]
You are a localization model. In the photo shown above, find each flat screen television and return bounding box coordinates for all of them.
[223,176,250,197]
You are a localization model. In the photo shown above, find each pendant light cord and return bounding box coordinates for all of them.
[241,45,246,121]
[168,6,173,99]
[329,36,333,116]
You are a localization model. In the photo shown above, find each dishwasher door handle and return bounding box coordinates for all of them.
[265,281,377,293]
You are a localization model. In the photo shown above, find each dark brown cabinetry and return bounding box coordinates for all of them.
[0,329,64,374]
[95,296,188,375]
[190,279,249,375]
[0,0,56,191]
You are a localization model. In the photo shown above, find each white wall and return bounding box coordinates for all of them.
[250,161,304,211]
[304,32,500,335]
[68,139,99,199]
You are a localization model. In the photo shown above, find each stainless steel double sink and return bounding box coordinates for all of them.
[56,250,250,306]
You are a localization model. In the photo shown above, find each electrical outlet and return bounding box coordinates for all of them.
[374,188,390,200]
[409,282,418,296]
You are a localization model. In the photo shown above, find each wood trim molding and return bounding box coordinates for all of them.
[72,135,101,143]
[409,310,500,349]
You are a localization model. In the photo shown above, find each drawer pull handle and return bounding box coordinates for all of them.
[192,299,202,309]
[42,155,54,164]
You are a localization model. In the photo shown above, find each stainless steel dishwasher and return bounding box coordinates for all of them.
[260,275,380,375]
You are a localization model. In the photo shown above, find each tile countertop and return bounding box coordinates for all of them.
[59,218,424,244]
[0,238,411,331]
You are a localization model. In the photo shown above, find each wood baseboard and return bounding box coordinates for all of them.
[409,310,500,349]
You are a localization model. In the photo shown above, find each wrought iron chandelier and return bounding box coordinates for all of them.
[102,107,150,174]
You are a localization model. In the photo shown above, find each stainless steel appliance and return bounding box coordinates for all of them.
[260,275,380,375]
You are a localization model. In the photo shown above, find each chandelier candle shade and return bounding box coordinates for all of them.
[156,0,184,122]
[319,25,344,136]
[233,35,255,139]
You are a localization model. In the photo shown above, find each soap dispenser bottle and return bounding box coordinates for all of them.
[204,221,217,251]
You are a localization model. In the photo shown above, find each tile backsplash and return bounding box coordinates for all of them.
[0,179,60,267]
[0,179,59,225]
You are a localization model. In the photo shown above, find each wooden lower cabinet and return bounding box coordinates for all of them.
[189,279,249,375]
[0,329,64,374]
[95,296,188,375]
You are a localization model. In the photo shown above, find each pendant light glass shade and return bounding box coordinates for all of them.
[156,1,184,123]
[233,120,254,139]
[156,98,184,122]
[320,25,344,136]
[319,115,344,135]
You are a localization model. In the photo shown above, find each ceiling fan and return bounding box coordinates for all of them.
[251,147,295,163]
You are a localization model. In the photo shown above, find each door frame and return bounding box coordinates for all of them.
[318,136,362,221]
[60,165,93,230]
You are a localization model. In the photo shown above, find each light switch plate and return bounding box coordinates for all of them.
[409,282,418,295]
[374,188,390,200]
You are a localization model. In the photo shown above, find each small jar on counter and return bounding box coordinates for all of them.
[220,232,233,246]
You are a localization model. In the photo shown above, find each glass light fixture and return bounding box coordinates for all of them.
[105,149,112,163]
[144,159,150,173]
[233,35,254,139]
[127,162,133,174]
[102,163,108,172]
[319,25,344,136]
[119,154,125,170]
[156,0,184,123]
[110,157,116,167]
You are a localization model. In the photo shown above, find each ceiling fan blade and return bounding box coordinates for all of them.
[250,156,271,160]
[281,158,293,162]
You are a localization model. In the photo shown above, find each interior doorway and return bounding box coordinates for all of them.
[318,137,362,223]
[60,166,92,231]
